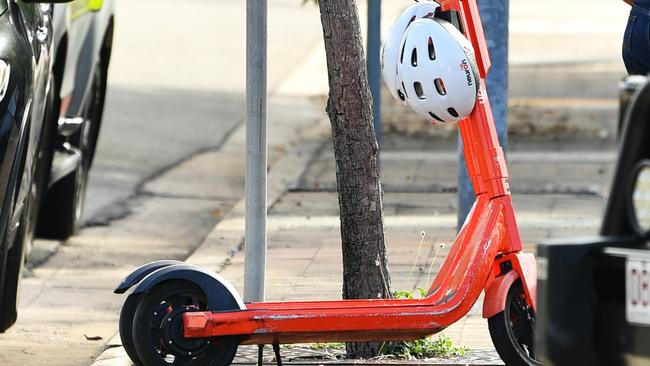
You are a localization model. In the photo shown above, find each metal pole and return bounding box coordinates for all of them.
[244,0,267,302]
[367,0,382,168]
[458,0,509,230]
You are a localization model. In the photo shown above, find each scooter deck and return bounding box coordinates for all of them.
[184,196,518,344]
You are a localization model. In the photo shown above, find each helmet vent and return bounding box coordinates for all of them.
[414,82,426,100]
[447,108,459,118]
[398,90,406,101]
[411,49,418,67]
[429,112,444,122]
[428,38,436,60]
[400,44,406,64]
[434,78,447,95]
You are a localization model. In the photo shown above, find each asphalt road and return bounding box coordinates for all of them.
[83,0,325,223]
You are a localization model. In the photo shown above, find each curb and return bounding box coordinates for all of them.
[185,138,326,271]
[91,335,131,366]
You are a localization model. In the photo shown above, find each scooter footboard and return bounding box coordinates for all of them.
[183,196,514,344]
[184,302,447,344]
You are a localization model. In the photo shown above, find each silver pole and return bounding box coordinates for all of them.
[244,0,267,302]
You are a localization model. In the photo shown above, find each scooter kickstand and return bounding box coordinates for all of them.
[258,344,264,366]
[272,343,283,366]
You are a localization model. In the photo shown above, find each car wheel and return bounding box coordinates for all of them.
[36,156,87,240]
[86,60,107,167]
[0,192,31,332]
[37,65,104,240]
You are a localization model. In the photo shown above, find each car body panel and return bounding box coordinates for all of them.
[2,1,53,257]
[0,1,55,331]
[54,0,113,118]
[12,2,53,228]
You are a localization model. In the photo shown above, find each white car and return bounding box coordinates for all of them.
[37,0,114,239]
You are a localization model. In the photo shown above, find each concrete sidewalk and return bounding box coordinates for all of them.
[94,129,610,365]
[200,138,607,344]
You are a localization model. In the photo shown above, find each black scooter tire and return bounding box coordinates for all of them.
[119,293,144,366]
[488,280,541,366]
[132,280,239,366]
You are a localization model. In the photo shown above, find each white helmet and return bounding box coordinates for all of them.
[397,18,480,123]
[381,1,441,104]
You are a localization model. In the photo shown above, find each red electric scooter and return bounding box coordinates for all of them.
[115,1,539,365]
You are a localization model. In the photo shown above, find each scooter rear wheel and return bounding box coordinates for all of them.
[132,280,239,366]
[488,279,541,366]
[120,293,144,366]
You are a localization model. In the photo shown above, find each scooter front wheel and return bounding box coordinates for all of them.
[488,279,541,366]
[132,280,239,366]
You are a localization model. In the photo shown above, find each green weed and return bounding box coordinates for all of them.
[379,289,468,359]
[309,342,345,350]
[380,335,467,359]
[392,288,428,299]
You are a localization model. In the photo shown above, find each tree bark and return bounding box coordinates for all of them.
[317,0,391,359]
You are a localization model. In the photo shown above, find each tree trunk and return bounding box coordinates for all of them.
[317,0,391,359]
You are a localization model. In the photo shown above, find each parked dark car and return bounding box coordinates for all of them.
[536,76,650,365]
[0,0,114,332]
[0,0,58,332]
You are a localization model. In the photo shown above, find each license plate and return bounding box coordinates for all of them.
[626,259,650,325]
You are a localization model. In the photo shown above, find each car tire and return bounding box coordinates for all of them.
[37,64,105,240]
[86,60,107,168]
[0,124,33,332]
[0,201,29,332]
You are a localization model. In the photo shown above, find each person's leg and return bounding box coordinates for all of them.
[629,13,650,74]
[623,13,642,75]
